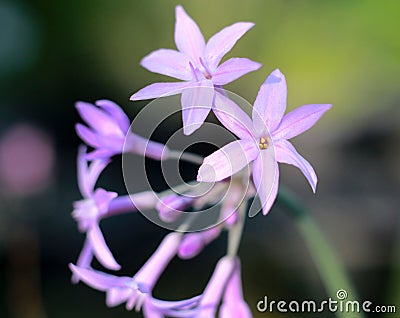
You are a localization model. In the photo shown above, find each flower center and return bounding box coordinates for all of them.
[259,137,269,150]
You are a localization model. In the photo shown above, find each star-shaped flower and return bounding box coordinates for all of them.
[130,5,261,135]
[197,69,331,216]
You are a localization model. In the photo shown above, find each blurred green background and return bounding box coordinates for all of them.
[0,0,399,317]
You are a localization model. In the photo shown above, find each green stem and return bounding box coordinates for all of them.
[277,187,364,318]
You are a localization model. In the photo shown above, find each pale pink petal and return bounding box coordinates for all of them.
[252,69,287,135]
[87,224,121,270]
[199,257,235,316]
[95,100,131,134]
[142,301,163,318]
[251,148,279,216]
[181,80,214,135]
[274,139,317,192]
[106,288,132,307]
[178,227,221,259]
[140,49,193,81]
[273,104,332,140]
[75,102,122,137]
[213,91,255,140]
[130,82,193,101]
[174,6,205,62]
[69,264,131,291]
[126,133,167,160]
[220,260,252,318]
[71,239,93,284]
[75,124,100,149]
[86,160,108,194]
[85,149,114,161]
[212,58,261,85]
[93,188,117,215]
[197,140,258,182]
[205,22,254,71]
[77,145,91,198]
[156,194,193,223]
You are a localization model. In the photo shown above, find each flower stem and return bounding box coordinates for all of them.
[277,187,364,318]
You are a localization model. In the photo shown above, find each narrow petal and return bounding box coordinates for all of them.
[106,288,132,307]
[205,22,255,71]
[93,188,118,215]
[126,133,167,160]
[85,149,114,161]
[250,148,279,216]
[75,124,100,149]
[197,140,258,182]
[252,69,287,135]
[95,100,131,134]
[69,264,130,291]
[142,301,163,318]
[174,6,205,62]
[274,139,317,192]
[130,82,193,101]
[181,80,214,135]
[141,49,193,81]
[212,58,261,85]
[77,145,91,198]
[87,225,121,270]
[71,239,93,284]
[213,91,255,140]
[86,160,108,194]
[273,104,332,140]
[76,102,122,137]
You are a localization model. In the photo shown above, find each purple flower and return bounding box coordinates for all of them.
[197,69,331,215]
[196,256,235,317]
[76,99,167,160]
[220,259,252,318]
[72,146,120,271]
[130,5,261,135]
[156,193,194,223]
[178,227,221,259]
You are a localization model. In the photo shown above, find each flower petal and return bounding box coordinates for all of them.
[273,104,332,140]
[69,264,130,291]
[106,288,132,307]
[181,80,214,135]
[87,224,121,270]
[212,58,261,85]
[213,91,255,140]
[274,139,317,192]
[174,6,205,63]
[71,239,93,284]
[252,69,287,135]
[205,22,254,71]
[95,100,131,134]
[76,102,122,137]
[197,140,258,182]
[250,148,279,216]
[77,145,91,198]
[141,49,193,81]
[130,82,193,101]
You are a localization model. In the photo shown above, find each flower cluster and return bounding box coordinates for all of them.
[70,5,331,317]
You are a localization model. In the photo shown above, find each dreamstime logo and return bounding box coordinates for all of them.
[122,87,276,232]
[256,289,396,314]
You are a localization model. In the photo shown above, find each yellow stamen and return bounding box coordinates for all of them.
[259,137,269,150]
